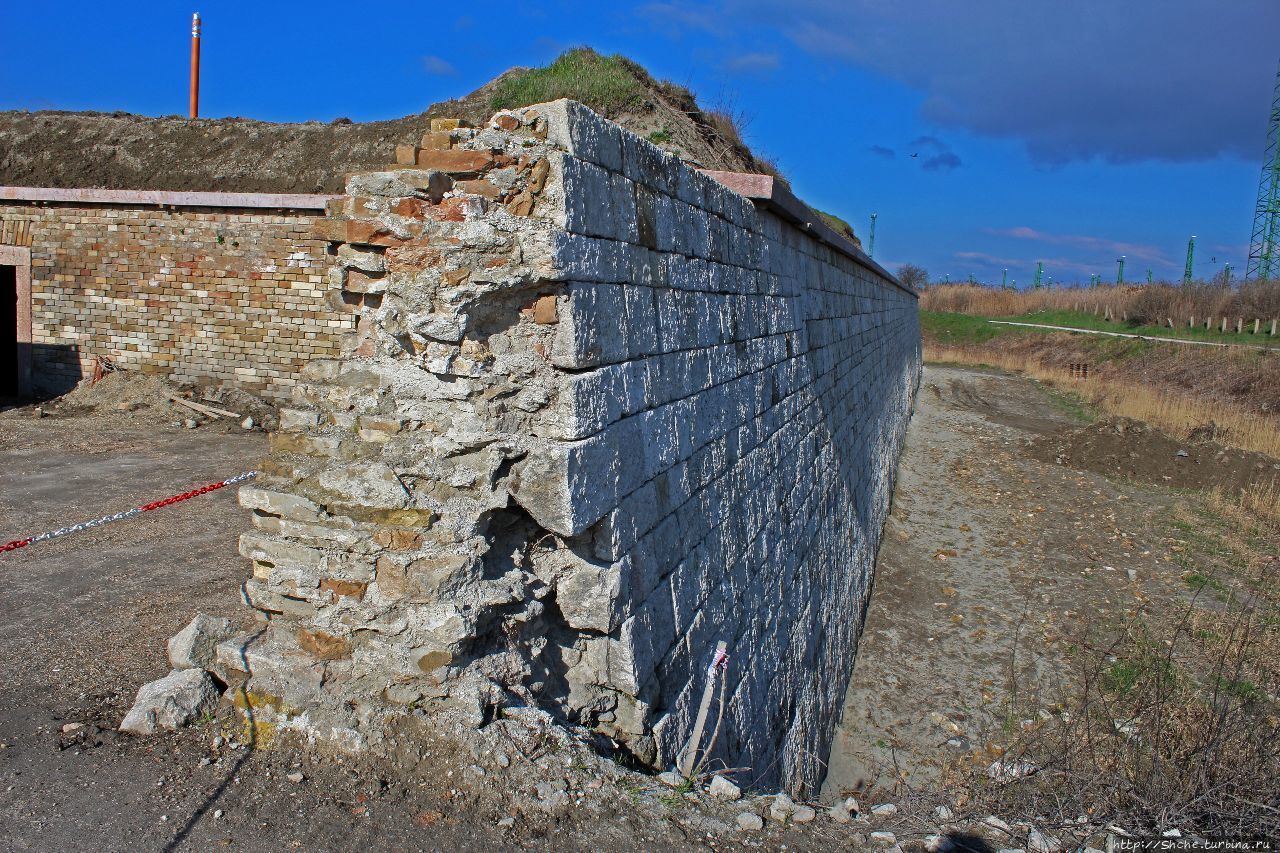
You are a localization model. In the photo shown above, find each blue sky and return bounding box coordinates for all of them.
[1,1,1277,285]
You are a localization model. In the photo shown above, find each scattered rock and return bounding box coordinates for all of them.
[167,613,237,671]
[496,816,515,828]
[924,834,949,852]
[657,770,685,787]
[983,815,1014,835]
[708,775,741,800]
[1176,449,1189,458]
[286,771,305,783]
[241,416,255,430]
[987,760,1037,780]
[183,418,199,429]
[213,809,223,819]
[736,812,764,831]
[792,805,817,823]
[870,831,898,846]
[60,722,84,734]
[871,803,899,817]
[769,793,797,822]
[534,779,569,809]
[1028,827,1056,853]
[119,669,219,735]
[934,805,955,821]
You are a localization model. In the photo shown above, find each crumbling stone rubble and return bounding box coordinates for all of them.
[217,99,921,795]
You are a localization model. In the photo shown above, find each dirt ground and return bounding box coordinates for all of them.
[2,365,1271,850]
[0,395,866,852]
[822,363,1277,801]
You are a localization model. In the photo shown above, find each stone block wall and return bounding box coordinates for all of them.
[0,203,346,397]
[226,100,919,795]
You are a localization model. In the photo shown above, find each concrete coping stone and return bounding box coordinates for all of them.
[698,171,914,296]
[0,186,338,211]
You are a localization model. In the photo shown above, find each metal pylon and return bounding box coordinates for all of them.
[1248,60,1280,281]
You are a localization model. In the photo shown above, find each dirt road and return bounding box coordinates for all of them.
[823,363,1232,799]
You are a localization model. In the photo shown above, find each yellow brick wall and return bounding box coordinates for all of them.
[0,203,351,398]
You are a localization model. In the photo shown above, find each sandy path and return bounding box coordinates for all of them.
[823,364,1186,799]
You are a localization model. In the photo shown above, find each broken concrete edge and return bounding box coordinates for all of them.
[699,170,912,295]
[119,667,220,736]
[0,185,337,211]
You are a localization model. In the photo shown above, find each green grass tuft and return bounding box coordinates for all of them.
[813,209,860,246]
[1102,655,1178,695]
[490,48,657,117]
[1214,676,1263,704]
[921,310,1012,345]
[1183,572,1228,594]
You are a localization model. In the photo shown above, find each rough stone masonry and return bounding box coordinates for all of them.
[220,99,921,795]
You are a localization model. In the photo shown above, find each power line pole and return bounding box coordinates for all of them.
[868,213,877,259]
[1247,60,1280,280]
[1116,255,1126,285]
[1033,261,1043,288]
[1184,235,1196,286]
[1002,268,1008,287]
[1225,262,1233,284]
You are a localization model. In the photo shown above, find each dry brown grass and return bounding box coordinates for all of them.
[944,496,1280,839]
[925,344,1280,459]
[1209,479,1280,532]
[922,281,1280,326]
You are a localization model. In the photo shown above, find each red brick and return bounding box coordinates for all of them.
[419,131,452,151]
[415,149,494,174]
[455,179,500,200]
[296,629,352,660]
[390,197,430,218]
[394,144,418,166]
[320,579,368,601]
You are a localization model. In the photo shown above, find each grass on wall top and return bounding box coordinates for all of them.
[490,48,672,118]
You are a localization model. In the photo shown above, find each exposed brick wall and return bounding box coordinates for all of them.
[0,203,350,397]
[220,101,920,797]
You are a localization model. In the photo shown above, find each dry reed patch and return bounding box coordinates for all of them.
[921,282,1280,327]
[1208,479,1280,533]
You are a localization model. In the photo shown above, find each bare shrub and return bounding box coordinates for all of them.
[897,264,929,291]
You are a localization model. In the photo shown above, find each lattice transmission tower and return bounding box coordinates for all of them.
[1247,60,1280,281]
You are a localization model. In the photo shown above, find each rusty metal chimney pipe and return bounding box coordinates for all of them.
[189,13,201,119]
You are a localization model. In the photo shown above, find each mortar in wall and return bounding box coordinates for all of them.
[217,99,921,795]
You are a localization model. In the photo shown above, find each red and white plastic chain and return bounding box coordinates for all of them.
[706,647,730,678]
[0,471,257,554]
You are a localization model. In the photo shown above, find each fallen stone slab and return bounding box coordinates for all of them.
[120,669,219,735]
[168,613,237,671]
